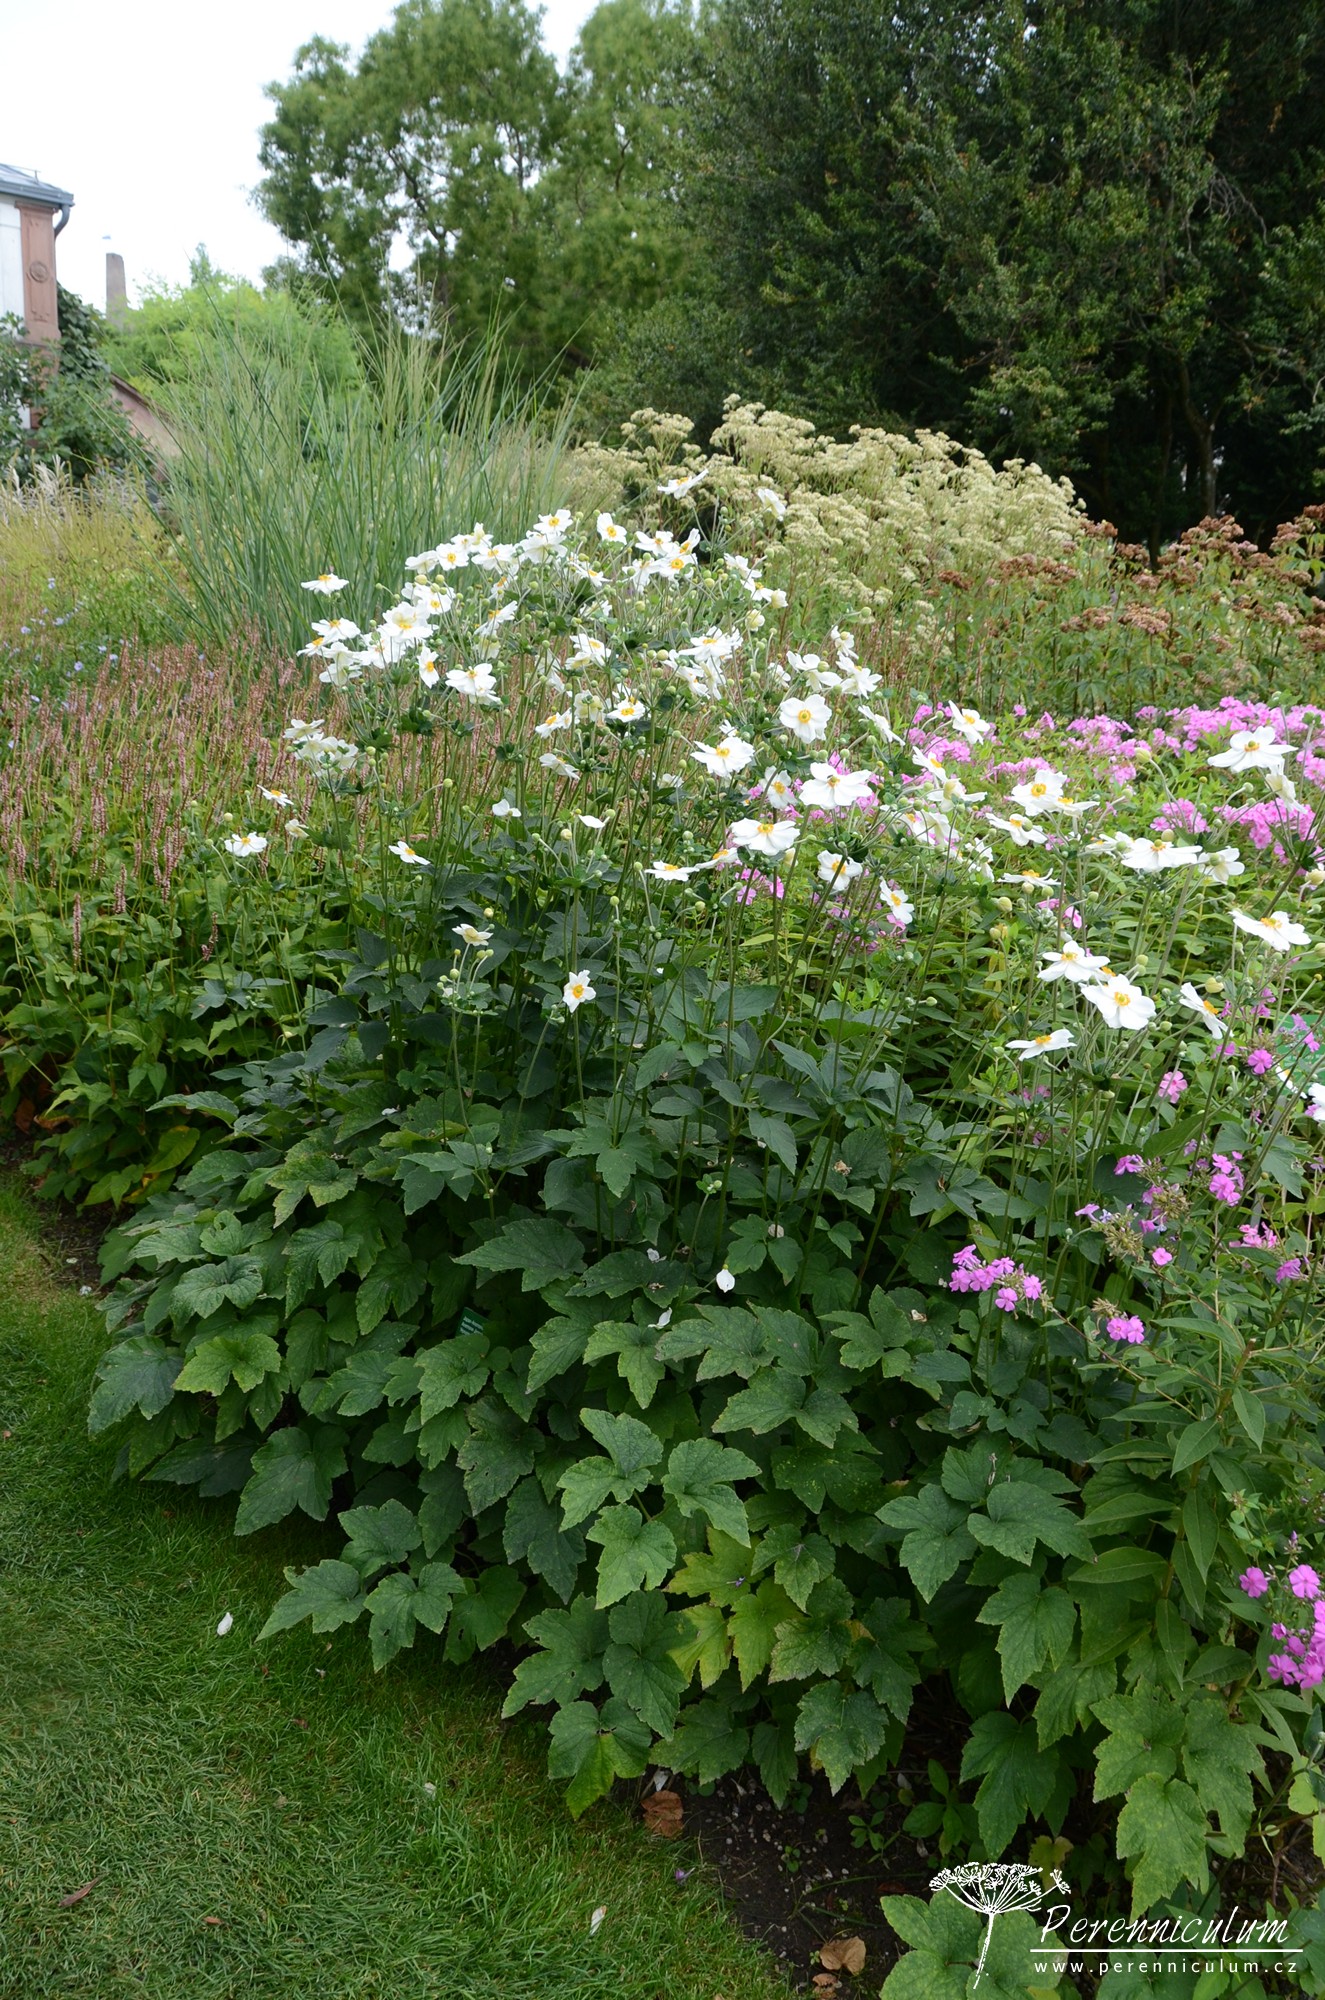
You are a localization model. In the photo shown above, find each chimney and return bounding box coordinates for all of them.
[106,251,127,324]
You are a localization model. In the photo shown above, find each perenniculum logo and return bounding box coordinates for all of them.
[927,1861,1299,1985]
[930,1863,1070,1985]
[1031,1899,1297,1980]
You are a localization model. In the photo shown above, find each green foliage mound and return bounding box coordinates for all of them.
[84,490,1325,1951]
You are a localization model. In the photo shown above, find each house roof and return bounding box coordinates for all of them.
[0,164,74,209]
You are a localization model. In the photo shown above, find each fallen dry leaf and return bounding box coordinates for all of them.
[57,1880,99,1908]
[641,1788,684,1837]
[811,1977,841,1996]
[820,1936,867,1975]
[202,1916,222,1927]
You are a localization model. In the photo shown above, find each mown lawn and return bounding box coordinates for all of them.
[0,1182,787,2000]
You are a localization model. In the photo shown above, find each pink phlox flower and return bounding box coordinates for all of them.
[1106,1313,1146,1344]
[1239,1567,1269,1599]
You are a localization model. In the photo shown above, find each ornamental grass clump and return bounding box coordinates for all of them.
[89,491,1325,1925]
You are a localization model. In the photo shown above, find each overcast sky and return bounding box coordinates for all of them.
[1,0,599,311]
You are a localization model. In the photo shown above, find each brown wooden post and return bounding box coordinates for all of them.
[17,203,59,346]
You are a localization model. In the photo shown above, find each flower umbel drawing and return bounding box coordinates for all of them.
[929,1862,1069,1986]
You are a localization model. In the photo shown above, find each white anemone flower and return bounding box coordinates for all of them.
[1006,1028,1075,1059]
[301,571,349,594]
[446,663,501,705]
[658,468,708,497]
[1081,975,1157,1031]
[597,513,628,543]
[838,663,883,699]
[1117,836,1203,872]
[779,692,832,744]
[379,602,431,654]
[1038,943,1110,984]
[1232,909,1313,952]
[896,806,957,853]
[1265,768,1299,806]
[1000,869,1059,890]
[649,860,695,883]
[491,799,522,819]
[578,813,608,831]
[1208,726,1288,773]
[817,850,864,892]
[475,601,517,639]
[946,703,993,744]
[574,689,607,725]
[761,769,796,809]
[1178,982,1226,1035]
[1306,1084,1325,1122]
[418,650,440,688]
[881,883,914,924]
[563,970,596,1012]
[801,763,876,811]
[756,487,787,519]
[453,922,493,946]
[389,839,429,867]
[924,772,986,807]
[539,754,580,780]
[1008,770,1067,814]
[730,817,800,860]
[1199,846,1245,884]
[692,733,757,778]
[259,787,294,807]
[684,628,742,665]
[223,831,268,858]
[568,632,611,668]
[860,706,904,745]
[534,709,573,738]
[608,694,648,725]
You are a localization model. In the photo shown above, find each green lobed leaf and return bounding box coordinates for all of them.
[234,1423,347,1535]
[547,1697,653,1817]
[586,1504,677,1608]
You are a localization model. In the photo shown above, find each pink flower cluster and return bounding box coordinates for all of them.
[949,1248,1043,1312]
[1207,1152,1245,1206]
[1105,1313,1146,1344]
[1239,1561,1325,1691]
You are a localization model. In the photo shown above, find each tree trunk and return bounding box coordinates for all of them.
[1148,386,1173,567]
[1176,355,1217,519]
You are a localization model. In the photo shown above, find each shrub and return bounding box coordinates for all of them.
[87,491,1325,1935]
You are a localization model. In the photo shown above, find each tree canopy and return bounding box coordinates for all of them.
[257,0,699,374]
[253,0,1325,541]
